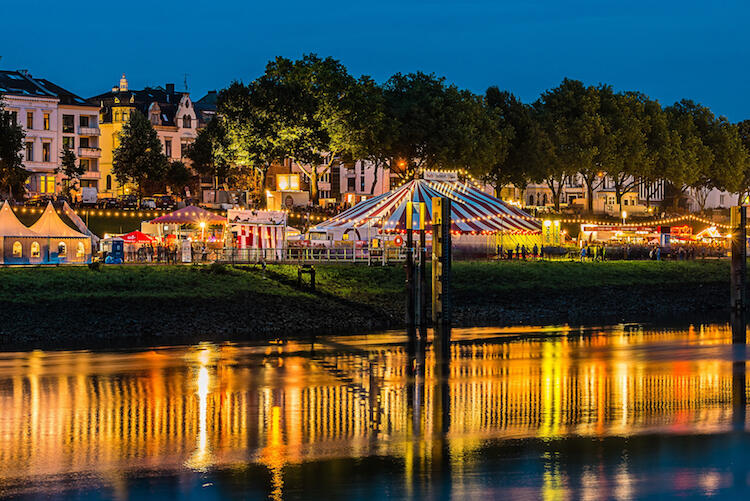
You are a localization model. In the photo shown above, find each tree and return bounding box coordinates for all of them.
[597,89,648,212]
[255,54,383,204]
[165,160,193,195]
[376,72,508,181]
[56,143,85,195]
[112,111,168,199]
[186,117,231,189]
[536,79,604,213]
[217,81,285,206]
[0,100,27,200]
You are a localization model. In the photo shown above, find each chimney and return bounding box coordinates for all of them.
[166,83,175,95]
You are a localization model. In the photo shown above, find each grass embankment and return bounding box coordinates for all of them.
[0,260,733,349]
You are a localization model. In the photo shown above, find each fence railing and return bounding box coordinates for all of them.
[216,246,406,264]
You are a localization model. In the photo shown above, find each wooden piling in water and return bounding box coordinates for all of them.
[730,205,747,345]
[432,197,452,375]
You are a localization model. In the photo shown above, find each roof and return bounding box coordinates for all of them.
[29,203,89,238]
[0,70,93,106]
[149,206,226,225]
[89,84,190,126]
[311,179,542,235]
[0,201,39,238]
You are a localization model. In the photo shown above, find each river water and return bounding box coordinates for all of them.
[1,324,749,500]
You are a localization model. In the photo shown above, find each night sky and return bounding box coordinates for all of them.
[2,0,748,120]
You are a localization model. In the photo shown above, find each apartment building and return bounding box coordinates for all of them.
[0,70,101,196]
[89,75,198,196]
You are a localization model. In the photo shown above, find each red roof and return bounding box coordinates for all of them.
[149,206,225,225]
[121,230,156,244]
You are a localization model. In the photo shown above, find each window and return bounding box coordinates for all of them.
[43,113,50,130]
[62,136,74,149]
[10,111,17,125]
[40,175,55,193]
[114,111,120,122]
[89,159,98,172]
[12,241,22,258]
[26,111,33,129]
[360,175,365,192]
[720,194,726,206]
[80,115,89,127]
[347,177,355,191]
[80,179,98,189]
[58,242,67,257]
[80,159,90,172]
[150,113,159,125]
[62,114,74,133]
[80,137,90,148]
[121,111,128,122]
[76,242,85,258]
[31,242,40,258]
[25,142,33,161]
[182,115,192,128]
[165,139,172,157]
[42,143,51,162]
[106,175,112,191]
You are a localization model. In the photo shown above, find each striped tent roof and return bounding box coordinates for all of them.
[312,179,541,235]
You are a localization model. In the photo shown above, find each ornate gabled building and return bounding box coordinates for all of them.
[0,69,101,196]
[88,74,198,197]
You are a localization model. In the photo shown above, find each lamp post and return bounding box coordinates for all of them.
[621,210,627,226]
[199,221,206,241]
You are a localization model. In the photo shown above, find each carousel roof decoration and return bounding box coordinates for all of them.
[311,178,542,235]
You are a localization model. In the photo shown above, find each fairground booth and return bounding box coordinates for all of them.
[148,205,226,242]
[227,209,288,261]
[308,172,542,255]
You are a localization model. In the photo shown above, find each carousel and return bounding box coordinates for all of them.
[308,175,542,254]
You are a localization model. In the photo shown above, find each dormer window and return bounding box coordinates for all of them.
[150,113,160,125]
[182,115,192,128]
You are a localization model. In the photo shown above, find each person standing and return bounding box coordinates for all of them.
[532,243,539,258]
[580,246,587,262]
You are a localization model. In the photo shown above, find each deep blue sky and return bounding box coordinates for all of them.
[2,0,748,120]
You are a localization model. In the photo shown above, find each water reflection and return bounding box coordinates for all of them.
[0,323,748,499]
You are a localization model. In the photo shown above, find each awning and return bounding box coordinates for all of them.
[121,230,156,244]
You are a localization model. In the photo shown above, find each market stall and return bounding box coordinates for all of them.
[228,209,287,261]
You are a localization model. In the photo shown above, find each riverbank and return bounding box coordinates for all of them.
[0,260,734,350]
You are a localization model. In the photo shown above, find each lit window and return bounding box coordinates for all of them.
[25,142,33,162]
[26,112,33,129]
[43,113,50,130]
[58,242,67,257]
[42,143,51,162]
[77,242,85,258]
[31,242,40,258]
[12,241,22,258]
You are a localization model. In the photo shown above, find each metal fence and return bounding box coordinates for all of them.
[216,246,407,265]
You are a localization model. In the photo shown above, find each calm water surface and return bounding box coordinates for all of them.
[1,324,750,500]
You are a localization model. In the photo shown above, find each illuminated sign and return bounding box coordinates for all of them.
[424,170,459,182]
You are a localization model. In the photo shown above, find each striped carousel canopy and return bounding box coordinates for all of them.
[311,179,541,235]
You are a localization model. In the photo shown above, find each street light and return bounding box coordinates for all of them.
[621,210,627,225]
[199,221,206,241]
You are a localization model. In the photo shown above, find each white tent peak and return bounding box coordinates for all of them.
[30,202,89,238]
[0,201,39,237]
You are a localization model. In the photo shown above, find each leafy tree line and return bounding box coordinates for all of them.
[189,55,750,210]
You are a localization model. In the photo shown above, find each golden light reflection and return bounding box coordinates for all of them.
[0,324,744,498]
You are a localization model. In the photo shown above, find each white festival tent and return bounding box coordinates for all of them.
[0,201,45,264]
[28,203,93,264]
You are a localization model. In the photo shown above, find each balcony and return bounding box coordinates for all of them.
[78,147,101,158]
[78,126,100,136]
